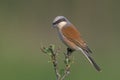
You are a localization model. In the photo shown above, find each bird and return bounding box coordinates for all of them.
[52,16,101,72]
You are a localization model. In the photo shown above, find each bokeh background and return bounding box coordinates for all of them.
[0,0,120,80]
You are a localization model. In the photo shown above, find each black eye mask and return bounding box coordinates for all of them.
[53,18,66,25]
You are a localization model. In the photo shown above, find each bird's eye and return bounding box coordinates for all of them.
[52,22,57,25]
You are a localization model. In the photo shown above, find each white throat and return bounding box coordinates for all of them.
[57,21,67,29]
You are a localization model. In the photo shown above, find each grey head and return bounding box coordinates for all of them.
[52,16,71,28]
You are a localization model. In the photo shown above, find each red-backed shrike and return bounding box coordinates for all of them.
[52,16,101,71]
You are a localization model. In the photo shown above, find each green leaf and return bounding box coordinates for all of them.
[64,59,71,65]
[41,47,52,56]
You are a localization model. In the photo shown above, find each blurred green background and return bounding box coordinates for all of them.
[0,0,120,80]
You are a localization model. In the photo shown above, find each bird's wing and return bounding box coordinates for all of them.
[61,25,92,53]
[61,25,101,71]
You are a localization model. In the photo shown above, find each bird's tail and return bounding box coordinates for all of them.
[79,48,101,72]
[86,54,101,72]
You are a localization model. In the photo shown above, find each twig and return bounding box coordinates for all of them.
[41,45,74,80]
[49,47,61,80]
[61,48,74,80]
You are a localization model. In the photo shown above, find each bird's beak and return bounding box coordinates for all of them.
[52,22,57,28]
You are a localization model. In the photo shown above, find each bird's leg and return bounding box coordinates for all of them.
[67,48,74,56]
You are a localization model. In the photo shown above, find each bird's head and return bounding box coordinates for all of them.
[52,16,71,29]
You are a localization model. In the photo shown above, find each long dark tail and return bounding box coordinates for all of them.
[87,55,101,71]
[80,48,101,71]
